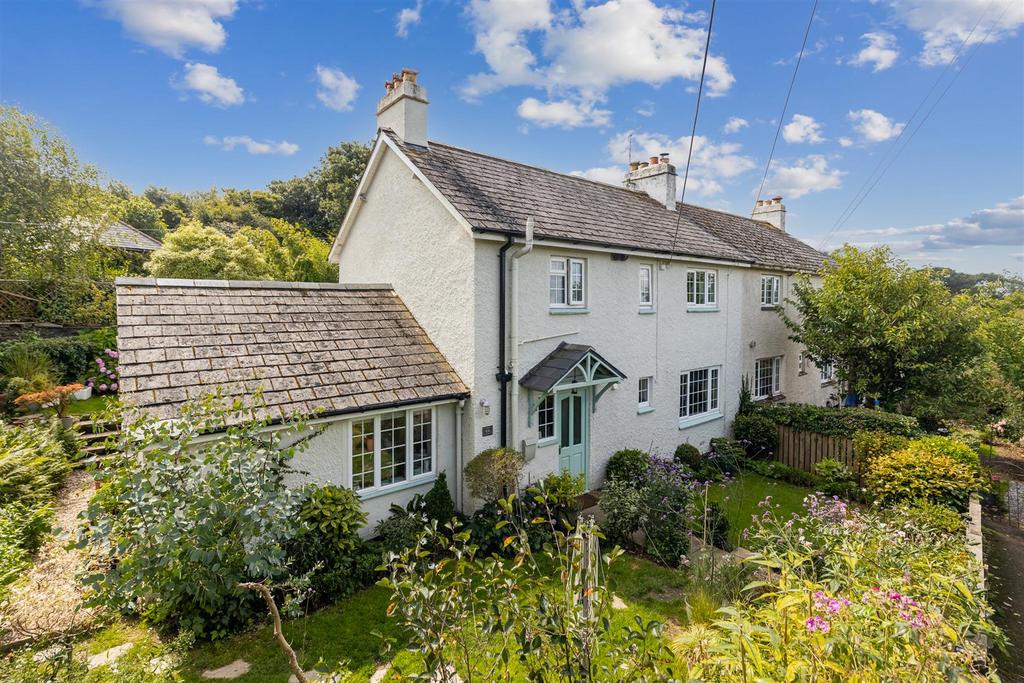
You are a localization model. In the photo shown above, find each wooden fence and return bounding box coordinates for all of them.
[775,425,858,475]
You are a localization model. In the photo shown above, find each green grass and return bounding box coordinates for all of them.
[67,394,114,416]
[705,472,811,548]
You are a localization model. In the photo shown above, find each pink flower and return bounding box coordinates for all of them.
[99,384,107,392]
[110,383,118,391]
[805,616,830,633]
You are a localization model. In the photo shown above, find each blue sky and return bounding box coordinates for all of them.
[2,0,1022,274]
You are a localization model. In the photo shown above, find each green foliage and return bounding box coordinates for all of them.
[672,443,701,469]
[737,375,754,415]
[1,328,115,387]
[698,501,731,551]
[606,448,650,484]
[707,438,745,472]
[312,140,373,240]
[756,402,921,438]
[907,435,981,469]
[597,476,644,546]
[464,447,523,502]
[741,458,818,487]
[0,344,56,397]
[286,533,383,610]
[813,457,857,498]
[422,472,457,524]
[731,412,778,457]
[0,501,52,600]
[865,444,979,510]
[375,503,428,555]
[298,485,367,552]
[77,394,311,639]
[538,469,585,509]
[852,429,910,466]
[0,420,69,505]
[894,500,965,536]
[784,245,984,420]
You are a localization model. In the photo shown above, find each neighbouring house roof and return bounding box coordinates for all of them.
[99,221,163,252]
[520,342,626,392]
[114,278,468,422]
[383,130,827,273]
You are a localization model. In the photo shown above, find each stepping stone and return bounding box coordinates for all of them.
[288,671,335,683]
[87,643,134,670]
[32,644,64,662]
[611,595,628,610]
[370,663,392,683]
[149,655,174,674]
[202,659,251,679]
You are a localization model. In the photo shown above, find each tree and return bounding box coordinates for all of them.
[784,246,983,419]
[311,140,371,240]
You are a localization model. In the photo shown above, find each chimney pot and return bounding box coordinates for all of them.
[649,156,659,165]
[402,68,418,83]
[384,80,393,93]
[629,161,640,171]
[638,161,649,168]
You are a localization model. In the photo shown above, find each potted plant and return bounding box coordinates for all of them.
[14,383,85,426]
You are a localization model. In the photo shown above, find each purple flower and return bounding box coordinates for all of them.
[99,384,107,392]
[805,616,830,633]
[110,383,118,391]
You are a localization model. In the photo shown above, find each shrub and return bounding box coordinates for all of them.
[698,501,731,551]
[78,395,310,639]
[673,443,701,469]
[756,403,921,438]
[708,438,744,473]
[538,469,585,510]
[865,447,978,510]
[464,447,523,502]
[0,345,56,398]
[852,429,909,466]
[287,534,383,609]
[893,500,965,536]
[298,485,366,552]
[597,476,644,546]
[422,472,457,524]
[605,448,649,484]
[85,347,120,395]
[742,459,818,487]
[375,504,428,555]
[905,435,980,469]
[467,500,507,555]
[813,458,857,499]
[732,413,778,458]
[0,502,52,600]
[0,328,115,386]
[13,383,83,416]
[0,421,69,506]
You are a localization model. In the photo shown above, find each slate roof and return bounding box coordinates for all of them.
[385,131,826,273]
[520,342,626,392]
[100,221,163,252]
[114,278,468,422]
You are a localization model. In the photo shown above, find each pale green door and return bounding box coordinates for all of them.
[557,389,588,480]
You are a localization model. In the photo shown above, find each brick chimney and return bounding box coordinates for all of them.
[622,154,676,210]
[377,68,428,147]
[753,196,786,231]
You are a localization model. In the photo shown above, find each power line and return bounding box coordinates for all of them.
[819,0,1004,249]
[668,0,717,253]
[751,0,819,215]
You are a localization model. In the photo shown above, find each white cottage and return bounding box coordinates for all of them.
[116,69,836,528]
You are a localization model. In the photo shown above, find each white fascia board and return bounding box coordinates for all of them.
[328,136,387,263]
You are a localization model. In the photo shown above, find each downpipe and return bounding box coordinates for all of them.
[509,217,535,453]
[497,236,514,447]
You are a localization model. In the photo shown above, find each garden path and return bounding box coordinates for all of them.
[0,469,98,645]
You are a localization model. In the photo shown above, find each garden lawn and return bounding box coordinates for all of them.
[705,472,811,548]
[66,394,114,416]
[175,554,697,682]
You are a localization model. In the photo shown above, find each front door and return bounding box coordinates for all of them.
[557,389,588,481]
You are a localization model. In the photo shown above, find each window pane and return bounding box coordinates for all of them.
[638,377,649,405]
[688,368,709,416]
[694,272,705,305]
[570,260,585,304]
[538,395,555,439]
[351,418,375,491]
[679,372,688,416]
[709,368,719,410]
[707,272,716,304]
[412,409,432,476]
[560,397,570,449]
[571,395,583,446]
[550,273,566,305]
[639,267,652,305]
[379,412,407,486]
[686,272,695,304]
[773,357,782,394]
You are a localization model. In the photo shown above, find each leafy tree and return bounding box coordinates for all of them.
[784,246,983,419]
[312,140,371,240]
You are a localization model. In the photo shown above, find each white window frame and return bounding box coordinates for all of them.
[550,257,586,309]
[638,376,653,411]
[638,265,654,310]
[679,366,721,424]
[754,356,783,400]
[760,275,781,307]
[348,406,436,495]
[819,361,835,385]
[686,269,718,309]
[537,394,556,443]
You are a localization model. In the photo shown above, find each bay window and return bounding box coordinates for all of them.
[349,407,435,493]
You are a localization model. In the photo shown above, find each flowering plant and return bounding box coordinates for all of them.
[86,348,119,394]
[13,383,84,416]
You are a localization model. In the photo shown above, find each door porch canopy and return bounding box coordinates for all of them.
[520,342,626,418]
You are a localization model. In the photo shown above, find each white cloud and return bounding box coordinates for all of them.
[782,114,825,144]
[571,165,624,185]
[203,135,299,155]
[176,62,244,106]
[845,196,1024,251]
[462,0,734,124]
[849,32,900,71]
[765,155,845,199]
[517,97,611,128]
[635,100,656,117]
[722,116,749,134]
[315,65,360,111]
[88,0,238,58]
[848,108,905,142]
[396,0,423,38]
[838,137,854,147]
[883,0,1024,66]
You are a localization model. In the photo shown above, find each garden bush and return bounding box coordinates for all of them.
[852,429,909,466]
[297,484,366,551]
[78,395,310,639]
[605,448,649,484]
[538,469,585,509]
[597,476,643,546]
[422,472,457,524]
[756,402,921,438]
[865,444,979,510]
[813,458,857,499]
[731,412,777,458]
[464,447,523,502]
[893,500,965,536]
[0,501,52,600]
[741,458,818,487]
[0,327,115,386]
[0,346,56,399]
[905,435,980,469]
[287,533,383,609]
[707,438,744,474]
[698,501,731,551]
[673,443,701,469]
[0,420,69,505]
[375,502,429,555]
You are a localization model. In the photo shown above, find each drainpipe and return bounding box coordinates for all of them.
[509,217,535,453]
[455,398,465,511]
[497,236,514,447]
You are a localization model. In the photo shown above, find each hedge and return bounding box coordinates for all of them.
[0,327,116,384]
[754,403,921,439]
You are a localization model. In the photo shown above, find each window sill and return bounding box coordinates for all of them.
[537,436,558,448]
[637,406,655,415]
[760,305,780,311]
[638,308,656,315]
[753,394,785,403]
[678,411,723,430]
[357,475,436,501]
[686,306,719,313]
[549,307,590,315]
[820,380,836,387]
